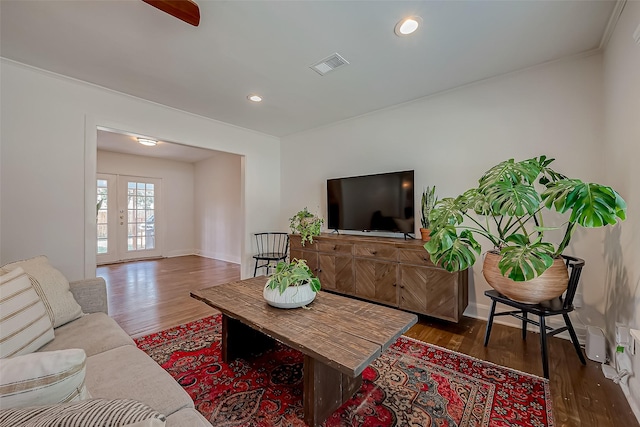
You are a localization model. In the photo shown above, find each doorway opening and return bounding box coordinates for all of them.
[95,127,243,267]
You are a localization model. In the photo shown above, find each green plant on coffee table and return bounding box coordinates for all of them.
[267,258,321,295]
[424,155,626,281]
[289,207,324,246]
[420,186,437,229]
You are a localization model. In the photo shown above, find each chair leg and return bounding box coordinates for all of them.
[563,313,587,365]
[539,316,549,379]
[253,259,259,277]
[522,312,528,340]
[484,299,497,346]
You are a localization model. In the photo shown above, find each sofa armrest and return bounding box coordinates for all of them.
[69,277,108,314]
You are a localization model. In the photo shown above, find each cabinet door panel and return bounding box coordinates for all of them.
[398,265,428,313]
[318,254,337,290]
[424,269,458,320]
[355,259,396,305]
[335,255,354,294]
[318,254,354,293]
[375,262,397,305]
[291,249,319,276]
[355,259,376,300]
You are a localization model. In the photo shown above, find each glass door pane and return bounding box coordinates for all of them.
[118,176,162,260]
[96,173,118,265]
[127,181,155,252]
[97,179,109,254]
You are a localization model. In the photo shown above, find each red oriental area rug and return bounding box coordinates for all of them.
[135,315,554,427]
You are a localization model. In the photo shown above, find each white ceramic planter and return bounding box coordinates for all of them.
[263,279,317,309]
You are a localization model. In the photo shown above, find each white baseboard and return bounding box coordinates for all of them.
[195,249,241,265]
[465,301,587,345]
[620,381,640,424]
[165,249,197,258]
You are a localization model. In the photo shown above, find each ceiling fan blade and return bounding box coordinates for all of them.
[142,0,200,27]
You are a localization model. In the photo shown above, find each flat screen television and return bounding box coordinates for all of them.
[327,170,415,234]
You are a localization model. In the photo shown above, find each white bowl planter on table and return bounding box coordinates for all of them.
[263,279,317,309]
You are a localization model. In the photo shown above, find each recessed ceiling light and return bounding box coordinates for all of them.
[247,94,263,102]
[395,16,422,36]
[137,138,157,146]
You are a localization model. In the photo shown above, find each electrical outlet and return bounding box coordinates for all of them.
[616,323,631,346]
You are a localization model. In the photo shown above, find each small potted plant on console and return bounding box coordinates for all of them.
[420,186,437,241]
[263,258,321,308]
[290,207,324,246]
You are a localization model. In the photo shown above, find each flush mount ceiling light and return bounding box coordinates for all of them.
[247,94,263,102]
[137,138,157,146]
[394,16,422,36]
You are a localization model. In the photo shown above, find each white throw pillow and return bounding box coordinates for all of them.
[0,348,90,409]
[0,399,166,426]
[1,256,83,328]
[0,268,55,358]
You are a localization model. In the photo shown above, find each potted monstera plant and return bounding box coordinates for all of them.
[424,155,626,303]
[263,258,321,308]
[289,207,324,246]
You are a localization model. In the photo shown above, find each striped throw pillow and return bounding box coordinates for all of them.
[0,399,166,426]
[1,256,83,328]
[0,348,90,409]
[0,267,55,358]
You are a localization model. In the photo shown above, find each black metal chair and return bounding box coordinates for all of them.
[252,232,289,277]
[483,255,587,378]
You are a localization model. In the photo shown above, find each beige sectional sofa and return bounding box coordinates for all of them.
[38,277,212,427]
[1,255,213,426]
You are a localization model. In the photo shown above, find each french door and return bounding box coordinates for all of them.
[97,174,162,264]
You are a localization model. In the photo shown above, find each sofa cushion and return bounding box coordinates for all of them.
[38,312,134,357]
[165,408,212,427]
[0,398,166,426]
[86,345,193,416]
[0,348,89,409]
[1,256,83,328]
[0,268,54,358]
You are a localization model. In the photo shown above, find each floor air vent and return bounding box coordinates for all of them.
[310,53,349,76]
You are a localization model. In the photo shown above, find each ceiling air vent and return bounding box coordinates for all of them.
[310,53,350,76]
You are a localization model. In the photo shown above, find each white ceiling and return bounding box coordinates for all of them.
[1,0,616,137]
[97,128,219,163]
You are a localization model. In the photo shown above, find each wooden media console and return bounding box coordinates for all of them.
[290,233,468,322]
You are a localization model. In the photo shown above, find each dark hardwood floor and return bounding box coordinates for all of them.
[98,255,638,427]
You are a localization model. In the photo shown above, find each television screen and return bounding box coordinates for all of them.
[327,170,414,234]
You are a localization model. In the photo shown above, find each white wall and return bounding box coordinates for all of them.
[281,53,607,333]
[194,152,242,263]
[0,59,281,280]
[602,0,640,418]
[97,150,196,258]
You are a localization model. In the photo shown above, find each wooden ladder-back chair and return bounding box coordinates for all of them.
[252,232,289,277]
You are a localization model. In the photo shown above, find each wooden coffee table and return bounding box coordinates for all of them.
[191,277,417,427]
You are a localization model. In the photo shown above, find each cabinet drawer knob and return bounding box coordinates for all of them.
[371,250,377,255]
[333,245,337,251]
